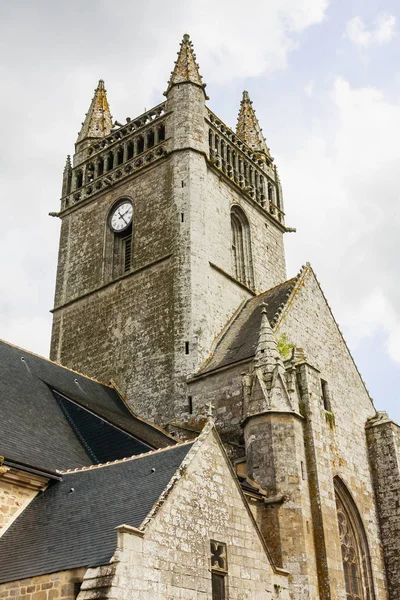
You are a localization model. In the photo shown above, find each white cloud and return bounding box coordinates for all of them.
[346,13,396,48]
[0,0,330,357]
[181,0,330,82]
[304,81,315,97]
[283,77,400,365]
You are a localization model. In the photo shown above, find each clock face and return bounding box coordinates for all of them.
[110,201,133,232]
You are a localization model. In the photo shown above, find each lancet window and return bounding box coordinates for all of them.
[335,478,375,600]
[231,206,254,289]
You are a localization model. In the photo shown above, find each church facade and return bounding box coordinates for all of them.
[1,34,400,600]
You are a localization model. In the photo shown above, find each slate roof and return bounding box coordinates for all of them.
[0,443,192,584]
[0,339,175,472]
[198,278,297,374]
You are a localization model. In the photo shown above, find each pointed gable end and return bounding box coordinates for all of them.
[86,421,290,599]
[274,263,374,411]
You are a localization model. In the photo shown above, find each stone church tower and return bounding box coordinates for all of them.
[49,35,400,600]
[50,34,286,425]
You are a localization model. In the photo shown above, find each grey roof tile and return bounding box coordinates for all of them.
[0,443,192,584]
[0,340,174,471]
[199,278,297,374]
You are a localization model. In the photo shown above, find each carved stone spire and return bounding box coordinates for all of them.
[76,80,113,145]
[236,91,271,158]
[243,304,293,418]
[61,155,72,196]
[166,34,207,96]
[254,304,284,372]
[63,154,71,172]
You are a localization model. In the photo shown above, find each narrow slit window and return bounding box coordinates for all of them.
[188,396,193,414]
[185,342,189,355]
[321,379,331,411]
[211,573,226,600]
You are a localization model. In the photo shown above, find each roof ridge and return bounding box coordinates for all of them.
[270,266,306,327]
[109,379,177,442]
[0,338,113,389]
[197,298,251,373]
[59,440,194,474]
[297,264,375,407]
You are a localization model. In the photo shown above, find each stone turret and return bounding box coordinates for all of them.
[243,304,293,419]
[236,90,271,159]
[165,34,208,154]
[74,79,113,166]
[242,306,315,593]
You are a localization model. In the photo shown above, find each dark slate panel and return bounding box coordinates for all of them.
[200,278,296,373]
[54,392,152,462]
[0,443,192,584]
[0,340,174,472]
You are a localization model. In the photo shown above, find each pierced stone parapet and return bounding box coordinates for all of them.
[206,109,284,225]
[61,102,168,210]
[61,144,168,211]
[89,101,167,154]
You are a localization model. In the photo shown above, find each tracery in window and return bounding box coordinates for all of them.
[231,205,254,289]
[335,478,375,600]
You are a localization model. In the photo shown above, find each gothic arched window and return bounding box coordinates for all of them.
[231,206,254,289]
[334,478,375,600]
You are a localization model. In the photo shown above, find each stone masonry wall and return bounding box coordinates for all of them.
[275,267,387,598]
[51,80,288,426]
[50,159,179,424]
[52,160,173,309]
[367,416,400,599]
[0,480,36,537]
[79,427,289,600]
[195,162,286,369]
[187,363,247,443]
[0,568,85,600]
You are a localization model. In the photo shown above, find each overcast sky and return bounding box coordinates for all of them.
[1,0,399,421]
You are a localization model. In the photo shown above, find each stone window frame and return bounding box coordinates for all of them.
[230,204,254,290]
[104,196,134,281]
[210,540,228,600]
[334,477,376,600]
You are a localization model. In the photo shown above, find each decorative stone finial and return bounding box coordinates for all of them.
[236,90,271,158]
[76,79,113,145]
[165,34,207,97]
[63,155,71,172]
[206,401,215,419]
